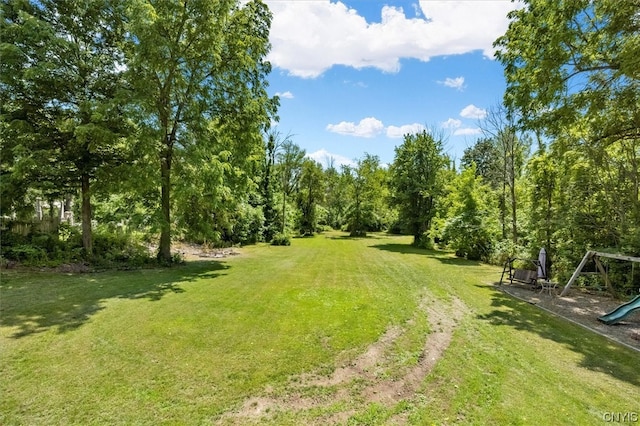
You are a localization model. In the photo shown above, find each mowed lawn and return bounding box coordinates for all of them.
[1,233,638,425]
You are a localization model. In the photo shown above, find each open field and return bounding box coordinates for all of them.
[1,232,638,425]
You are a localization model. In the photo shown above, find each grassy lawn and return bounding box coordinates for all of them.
[1,232,638,425]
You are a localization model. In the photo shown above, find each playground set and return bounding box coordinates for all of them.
[501,249,640,325]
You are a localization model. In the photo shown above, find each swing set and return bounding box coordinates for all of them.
[559,251,640,297]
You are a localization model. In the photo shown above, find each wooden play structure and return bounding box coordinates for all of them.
[560,251,640,297]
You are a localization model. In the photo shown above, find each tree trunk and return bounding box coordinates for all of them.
[158,152,172,262]
[81,173,92,257]
[281,192,286,234]
[509,140,518,244]
[510,180,518,243]
[500,177,507,240]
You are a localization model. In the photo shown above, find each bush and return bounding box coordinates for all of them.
[1,229,76,266]
[6,244,48,265]
[270,232,291,246]
[414,233,434,250]
[92,229,152,267]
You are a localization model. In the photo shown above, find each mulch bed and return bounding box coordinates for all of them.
[497,282,640,352]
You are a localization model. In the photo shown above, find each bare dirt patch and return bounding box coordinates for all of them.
[170,242,239,261]
[217,296,468,425]
[498,283,640,351]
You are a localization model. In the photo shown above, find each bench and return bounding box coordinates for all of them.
[508,268,538,286]
[500,257,541,287]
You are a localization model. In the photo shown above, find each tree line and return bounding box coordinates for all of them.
[1,0,638,294]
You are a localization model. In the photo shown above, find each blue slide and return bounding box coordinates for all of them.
[598,294,640,325]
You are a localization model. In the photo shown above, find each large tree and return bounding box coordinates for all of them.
[260,129,287,240]
[276,140,305,234]
[495,0,640,253]
[1,0,131,256]
[128,0,276,262]
[495,0,639,141]
[479,106,530,243]
[389,131,447,247]
[296,158,324,235]
[344,154,388,237]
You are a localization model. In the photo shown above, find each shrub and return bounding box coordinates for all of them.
[92,229,152,267]
[6,244,48,265]
[349,229,367,237]
[271,232,291,246]
[414,233,434,250]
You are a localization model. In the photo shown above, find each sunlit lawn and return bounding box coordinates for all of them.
[1,232,638,425]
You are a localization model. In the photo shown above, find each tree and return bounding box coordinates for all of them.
[322,161,349,230]
[276,140,305,234]
[461,138,500,186]
[524,144,557,256]
[128,0,276,262]
[343,153,389,236]
[479,106,529,243]
[1,0,131,256]
[389,131,447,247]
[495,0,639,142]
[441,164,499,260]
[495,0,640,265]
[261,129,287,240]
[296,159,324,235]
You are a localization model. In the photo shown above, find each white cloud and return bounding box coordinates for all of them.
[275,91,294,99]
[307,149,356,169]
[266,1,522,78]
[453,127,482,136]
[326,117,385,138]
[439,76,465,91]
[441,118,462,129]
[326,118,428,139]
[386,123,426,139]
[460,104,487,119]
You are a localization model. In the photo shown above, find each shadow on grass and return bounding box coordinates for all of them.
[370,243,482,266]
[0,260,228,339]
[326,234,386,240]
[477,285,640,387]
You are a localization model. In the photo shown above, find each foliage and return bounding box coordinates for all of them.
[461,138,501,187]
[441,165,500,261]
[270,232,291,246]
[322,164,349,229]
[0,0,133,255]
[127,0,276,262]
[91,228,153,268]
[389,131,448,246]
[296,159,324,235]
[0,223,153,268]
[494,0,640,290]
[495,0,640,142]
[261,129,286,241]
[276,140,305,234]
[343,154,380,237]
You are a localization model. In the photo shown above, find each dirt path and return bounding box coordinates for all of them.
[216,296,467,425]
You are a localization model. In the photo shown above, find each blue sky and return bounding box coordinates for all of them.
[265,0,522,168]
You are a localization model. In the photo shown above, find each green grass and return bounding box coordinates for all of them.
[1,232,638,425]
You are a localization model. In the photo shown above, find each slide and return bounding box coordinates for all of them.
[598,294,640,325]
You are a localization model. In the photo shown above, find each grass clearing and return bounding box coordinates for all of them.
[1,232,638,425]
